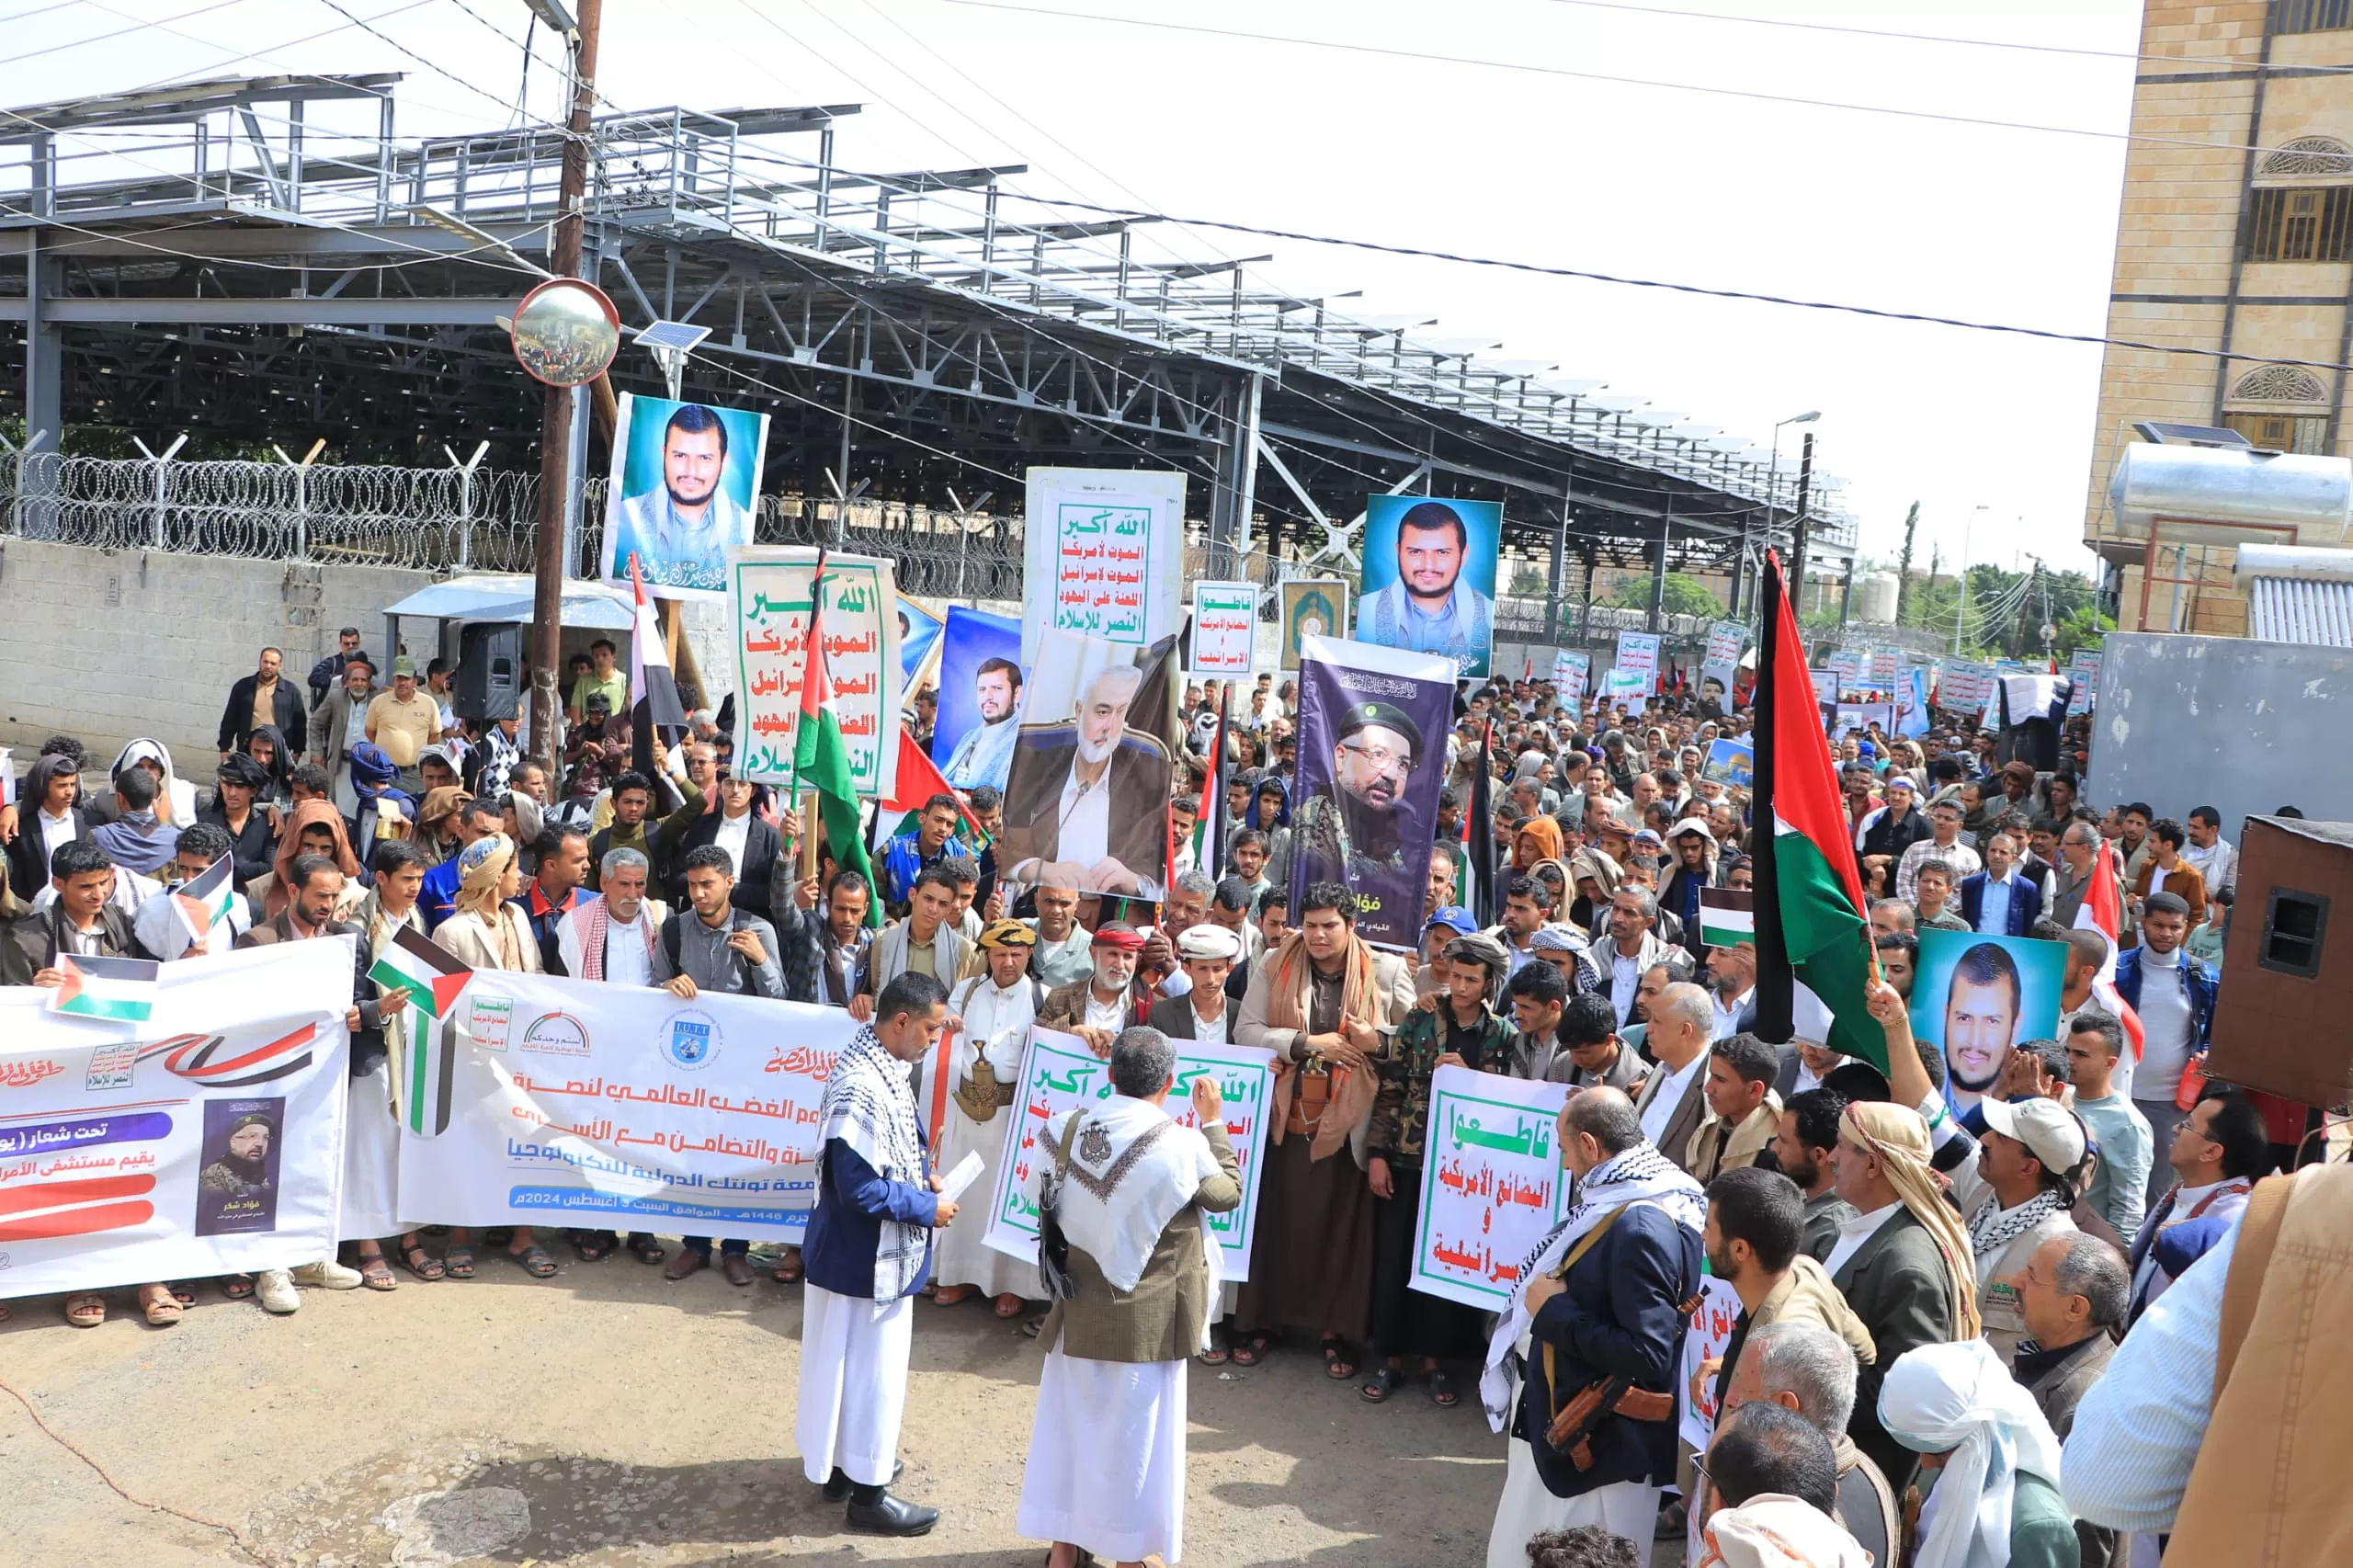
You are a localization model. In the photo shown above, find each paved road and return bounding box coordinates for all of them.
[0,1248,1519,1567]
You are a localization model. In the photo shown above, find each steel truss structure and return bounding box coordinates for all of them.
[1,73,1856,618]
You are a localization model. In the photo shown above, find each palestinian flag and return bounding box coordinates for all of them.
[874,727,990,850]
[368,925,472,1019]
[629,555,690,781]
[49,954,160,1022]
[1751,550,1885,1071]
[170,855,239,951]
[1699,889,1756,949]
[1462,719,1500,925]
[796,553,881,927]
[1193,690,1230,877]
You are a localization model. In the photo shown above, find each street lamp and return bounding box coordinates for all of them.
[1953,504,1988,655]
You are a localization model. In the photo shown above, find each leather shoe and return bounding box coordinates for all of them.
[664,1249,708,1282]
[821,1460,904,1502]
[722,1253,754,1287]
[846,1490,938,1536]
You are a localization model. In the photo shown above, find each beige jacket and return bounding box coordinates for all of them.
[1686,1091,1783,1185]
[1751,1254,1877,1368]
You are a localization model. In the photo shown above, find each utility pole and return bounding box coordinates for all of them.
[528,0,604,776]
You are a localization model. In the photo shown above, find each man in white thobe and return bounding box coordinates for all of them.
[796,972,955,1536]
[1018,1025,1241,1568]
[930,918,1043,1312]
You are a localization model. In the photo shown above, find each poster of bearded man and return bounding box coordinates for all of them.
[1289,634,1456,950]
[997,629,1184,900]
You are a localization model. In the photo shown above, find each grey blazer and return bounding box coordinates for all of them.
[1632,1056,1710,1175]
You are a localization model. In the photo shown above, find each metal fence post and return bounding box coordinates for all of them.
[445,439,489,569]
[132,434,188,550]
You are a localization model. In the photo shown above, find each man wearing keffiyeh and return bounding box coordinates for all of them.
[796,970,956,1537]
[1483,1087,1706,1568]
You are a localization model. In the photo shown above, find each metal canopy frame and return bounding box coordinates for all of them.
[1,73,1857,589]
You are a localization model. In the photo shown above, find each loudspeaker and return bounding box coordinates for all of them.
[454,621,522,722]
[2208,814,2353,1108]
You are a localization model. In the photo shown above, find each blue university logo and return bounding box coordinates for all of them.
[664,1010,722,1071]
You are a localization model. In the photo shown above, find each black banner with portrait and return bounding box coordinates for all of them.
[1288,634,1457,950]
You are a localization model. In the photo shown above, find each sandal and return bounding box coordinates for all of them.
[994,1293,1025,1319]
[573,1232,613,1264]
[770,1248,802,1284]
[139,1285,184,1327]
[166,1281,198,1307]
[401,1244,445,1282]
[1321,1339,1358,1381]
[1428,1370,1461,1408]
[1199,1326,1230,1366]
[1228,1333,1274,1368]
[221,1274,256,1301]
[444,1246,476,1279]
[64,1293,107,1327]
[510,1244,559,1279]
[358,1255,398,1291]
[931,1285,972,1308]
[1358,1365,1403,1403]
[629,1234,666,1267]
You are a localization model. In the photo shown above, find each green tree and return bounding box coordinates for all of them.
[1608,572,1722,619]
[1894,501,1919,624]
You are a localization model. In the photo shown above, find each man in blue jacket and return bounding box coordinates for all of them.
[2113,890,2218,1205]
[1958,829,2046,937]
[796,971,954,1536]
[1483,1087,1707,1566]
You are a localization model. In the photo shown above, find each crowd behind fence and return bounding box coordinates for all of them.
[4,450,1877,654]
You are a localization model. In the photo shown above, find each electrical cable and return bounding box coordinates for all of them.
[909,0,2271,155]
[5,0,255,68]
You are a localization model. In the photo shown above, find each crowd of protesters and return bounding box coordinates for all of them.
[1,634,2337,1568]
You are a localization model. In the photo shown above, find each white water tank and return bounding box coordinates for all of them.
[1855,572,1900,623]
[2107,442,2353,547]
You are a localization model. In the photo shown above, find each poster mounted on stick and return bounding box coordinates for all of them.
[997,629,1183,901]
[1613,631,1663,692]
[1290,634,1456,951]
[1358,495,1501,676]
[1188,581,1260,677]
[1704,620,1745,665]
[601,393,769,600]
[1703,738,1754,789]
[726,547,900,797]
[1550,649,1589,705]
[980,1027,1275,1281]
[1022,467,1187,665]
[931,605,1026,792]
[397,976,866,1242]
[0,941,353,1300]
[898,597,946,687]
[1408,1065,1572,1310]
[1279,578,1349,670]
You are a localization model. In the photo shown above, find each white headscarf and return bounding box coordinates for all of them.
[111,737,199,824]
[1696,1494,1874,1568]
[1879,1339,2063,1568]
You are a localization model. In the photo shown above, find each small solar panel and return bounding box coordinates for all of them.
[2133,420,2252,448]
[635,320,712,352]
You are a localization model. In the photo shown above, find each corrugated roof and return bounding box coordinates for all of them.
[2248,574,2353,646]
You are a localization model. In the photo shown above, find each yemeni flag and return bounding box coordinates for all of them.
[1699,888,1756,949]
[170,855,239,951]
[1752,550,1885,1070]
[2074,840,2146,1061]
[1462,719,1501,925]
[629,556,690,782]
[795,554,882,927]
[49,953,160,1023]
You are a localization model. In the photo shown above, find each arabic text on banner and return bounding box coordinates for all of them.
[727,548,901,797]
[1408,1065,1573,1311]
[1704,620,1745,665]
[1023,467,1187,665]
[1677,1275,1745,1454]
[1600,667,1648,702]
[396,976,866,1242]
[1612,631,1662,692]
[0,941,353,1300]
[1550,648,1588,704]
[1188,581,1260,676]
[2067,650,2100,716]
[979,1027,1274,1282]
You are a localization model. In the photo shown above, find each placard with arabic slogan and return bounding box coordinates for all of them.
[725,547,900,797]
[1409,1064,1574,1310]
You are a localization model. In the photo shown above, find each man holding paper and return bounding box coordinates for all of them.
[931,918,1044,1315]
[1017,1024,1241,1568]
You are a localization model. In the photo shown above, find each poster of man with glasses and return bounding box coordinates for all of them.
[1289,634,1456,950]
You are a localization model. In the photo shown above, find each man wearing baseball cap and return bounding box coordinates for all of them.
[1966,1096,2086,1367]
[1295,700,1423,881]
[1038,920,1147,1052]
[1417,905,1478,998]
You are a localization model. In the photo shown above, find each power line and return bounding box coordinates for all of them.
[6,0,254,67]
[998,193,2353,375]
[1529,0,2222,68]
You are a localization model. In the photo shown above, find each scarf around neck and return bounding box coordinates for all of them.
[814,1027,929,1301]
[1264,929,1380,1161]
[1966,1187,2068,1265]
[1479,1141,1706,1430]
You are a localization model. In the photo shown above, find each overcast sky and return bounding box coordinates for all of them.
[6,0,2147,575]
